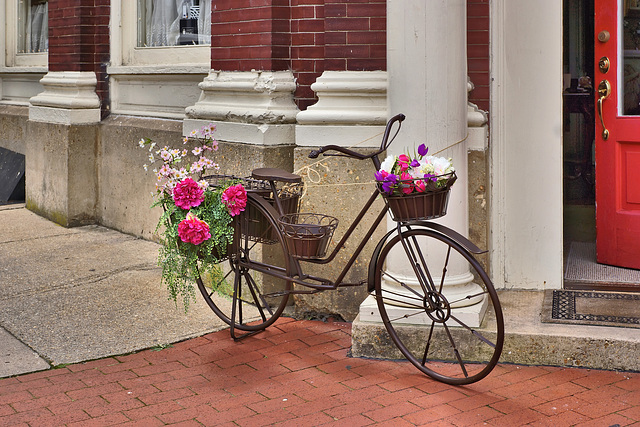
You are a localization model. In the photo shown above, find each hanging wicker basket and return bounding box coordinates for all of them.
[377,172,457,221]
[277,213,338,259]
[204,174,303,243]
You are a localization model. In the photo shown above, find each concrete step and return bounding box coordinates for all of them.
[352,290,640,372]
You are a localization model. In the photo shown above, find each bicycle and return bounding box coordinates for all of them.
[196,114,504,385]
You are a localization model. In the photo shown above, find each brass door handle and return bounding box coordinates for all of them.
[597,79,611,140]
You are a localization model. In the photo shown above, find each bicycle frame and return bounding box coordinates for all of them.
[241,163,390,294]
[234,111,487,296]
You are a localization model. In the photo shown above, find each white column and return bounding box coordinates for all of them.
[359,0,487,327]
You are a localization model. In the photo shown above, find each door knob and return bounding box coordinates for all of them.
[597,80,611,140]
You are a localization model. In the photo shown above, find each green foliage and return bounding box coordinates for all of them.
[156,185,235,312]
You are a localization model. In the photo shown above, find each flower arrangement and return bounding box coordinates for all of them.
[139,124,246,311]
[374,143,456,196]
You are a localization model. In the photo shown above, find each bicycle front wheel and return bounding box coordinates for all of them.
[196,195,292,331]
[374,228,504,385]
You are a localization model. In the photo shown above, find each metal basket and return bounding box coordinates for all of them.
[277,213,338,259]
[203,174,303,243]
[377,172,457,221]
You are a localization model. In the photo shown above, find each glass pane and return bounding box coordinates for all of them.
[136,0,211,47]
[17,0,48,54]
[622,0,640,115]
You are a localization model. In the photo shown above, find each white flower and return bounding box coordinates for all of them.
[430,156,453,176]
[138,138,146,148]
[380,155,396,173]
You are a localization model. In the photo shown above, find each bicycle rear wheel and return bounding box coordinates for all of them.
[373,228,504,385]
[196,195,292,332]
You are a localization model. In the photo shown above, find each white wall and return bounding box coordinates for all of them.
[490,0,564,289]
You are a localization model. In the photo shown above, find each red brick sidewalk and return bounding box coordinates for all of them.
[1,318,639,426]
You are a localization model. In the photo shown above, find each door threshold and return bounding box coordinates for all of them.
[564,241,640,292]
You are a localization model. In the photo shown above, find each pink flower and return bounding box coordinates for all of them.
[177,213,211,245]
[222,184,247,216]
[401,172,414,194]
[173,178,205,210]
[398,154,410,172]
[415,180,426,193]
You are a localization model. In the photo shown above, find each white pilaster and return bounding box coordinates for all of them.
[28,71,101,125]
[295,71,388,147]
[183,70,299,144]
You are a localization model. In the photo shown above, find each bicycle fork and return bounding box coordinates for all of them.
[396,224,452,323]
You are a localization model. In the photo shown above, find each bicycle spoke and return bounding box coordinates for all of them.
[400,282,425,299]
[401,234,435,295]
[205,268,234,298]
[243,272,268,322]
[376,287,424,306]
[449,314,497,348]
[448,290,488,306]
[422,321,436,365]
[387,308,428,323]
[443,322,468,378]
[438,246,452,293]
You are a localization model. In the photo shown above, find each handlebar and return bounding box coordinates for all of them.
[308,113,406,159]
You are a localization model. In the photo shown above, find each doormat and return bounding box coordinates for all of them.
[541,290,640,329]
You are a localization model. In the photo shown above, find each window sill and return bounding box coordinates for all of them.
[107,64,210,75]
[0,66,48,73]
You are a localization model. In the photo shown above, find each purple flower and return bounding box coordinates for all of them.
[374,170,388,181]
[410,159,420,168]
[418,144,428,157]
[381,174,398,194]
[424,173,437,182]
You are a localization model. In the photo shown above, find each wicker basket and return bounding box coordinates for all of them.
[277,213,338,259]
[204,174,302,243]
[377,172,456,221]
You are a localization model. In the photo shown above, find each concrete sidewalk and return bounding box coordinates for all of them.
[0,205,229,378]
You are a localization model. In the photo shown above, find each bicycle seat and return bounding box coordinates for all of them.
[252,168,302,183]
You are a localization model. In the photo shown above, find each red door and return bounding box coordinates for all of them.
[595,0,640,269]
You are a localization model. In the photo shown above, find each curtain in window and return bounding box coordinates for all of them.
[25,2,48,53]
[145,0,211,47]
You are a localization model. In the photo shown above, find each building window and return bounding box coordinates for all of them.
[17,0,48,53]
[137,0,211,47]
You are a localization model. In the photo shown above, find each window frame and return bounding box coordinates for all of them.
[116,0,211,67]
[2,0,48,68]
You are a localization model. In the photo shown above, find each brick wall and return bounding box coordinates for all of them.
[212,0,386,110]
[48,0,111,118]
[467,0,489,113]
[291,0,325,110]
[211,0,291,71]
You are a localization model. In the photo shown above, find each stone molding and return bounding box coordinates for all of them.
[185,70,299,125]
[296,71,388,125]
[295,71,387,148]
[28,71,101,125]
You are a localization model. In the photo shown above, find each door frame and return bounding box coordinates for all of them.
[489,0,564,291]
